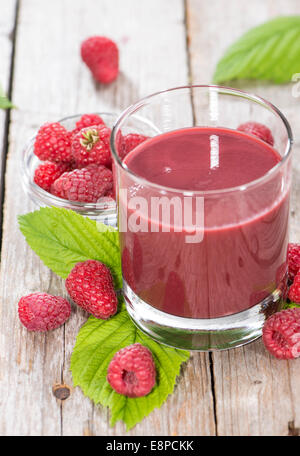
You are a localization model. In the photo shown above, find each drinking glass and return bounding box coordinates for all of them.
[111,85,292,351]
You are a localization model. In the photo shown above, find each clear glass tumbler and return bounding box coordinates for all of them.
[111,85,293,351]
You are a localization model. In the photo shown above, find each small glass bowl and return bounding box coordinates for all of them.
[21,113,117,225]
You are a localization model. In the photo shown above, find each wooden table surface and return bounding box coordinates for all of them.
[0,0,300,436]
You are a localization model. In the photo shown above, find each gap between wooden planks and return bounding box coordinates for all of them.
[0,0,18,232]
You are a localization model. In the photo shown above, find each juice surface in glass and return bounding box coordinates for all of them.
[120,127,289,319]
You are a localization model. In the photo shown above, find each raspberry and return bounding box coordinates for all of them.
[34,122,72,162]
[18,292,71,332]
[71,114,105,138]
[289,273,300,303]
[65,260,117,319]
[34,161,70,192]
[262,308,300,359]
[71,125,112,168]
[237,122,274,146]
[105,188,115,199]
[107,343,156,397]
[81,36,119,84]
[76,113,105,131]
[51,164,113,203]
[288,243,300,281]
[119,134,148,160]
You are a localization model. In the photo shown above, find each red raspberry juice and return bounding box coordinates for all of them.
[120,127,289,319]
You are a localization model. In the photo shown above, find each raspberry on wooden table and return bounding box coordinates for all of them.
[288,243,300,281]
[262,308,300,359]
[81,36,119,84]
[107,343,156,397]
[34,122,72,163]
[289,273,300,303]
[18,293,71,332]
[65,260,117,319]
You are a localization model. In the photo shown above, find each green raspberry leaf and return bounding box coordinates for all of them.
[213,16,300,84]
[18,207,122,288]
[284,301,300,309]
[19,207,190,429]
[71,300,189,430]
[0,85,14,110]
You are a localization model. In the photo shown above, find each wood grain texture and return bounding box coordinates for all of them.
[187,0,300,436]
[0,0,17,224]
[0,0,216,436]
[2,0,300,437]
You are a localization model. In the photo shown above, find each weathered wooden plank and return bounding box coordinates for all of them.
[187,0,300,436]
[0,0,17,224]
[0,0,216,436]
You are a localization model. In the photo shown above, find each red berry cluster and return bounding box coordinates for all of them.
[18,259,156,398]
[33,114,148,203]
[33,114,113,203]
[263,243,300,359]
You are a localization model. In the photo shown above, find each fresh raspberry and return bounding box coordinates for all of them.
[51,164,113,203]
[34,122,72,162]
[76,113,105,130]
[65,260,117,319]
[289,273,300,303]
[262,308,300,359]
[18,292,71,332]
[119,134,148,160]
[237,122,274,146]
[105,188,115,199]
[288,243,300,281]
[107,343,156,397]
[71,125,112,168]
[34,161,71,192]
[81,36,119,84]
[71,114,105,138]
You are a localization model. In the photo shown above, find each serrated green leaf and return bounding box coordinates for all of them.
[213,16,300,84]
[19,206,190,429]
[71,300,189,430]
[18,207,122,288]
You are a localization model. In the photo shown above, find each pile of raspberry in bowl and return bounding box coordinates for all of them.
[21,112,148,225]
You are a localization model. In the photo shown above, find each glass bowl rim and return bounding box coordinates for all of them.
[21,112,118,211]
[110,84,293,196]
